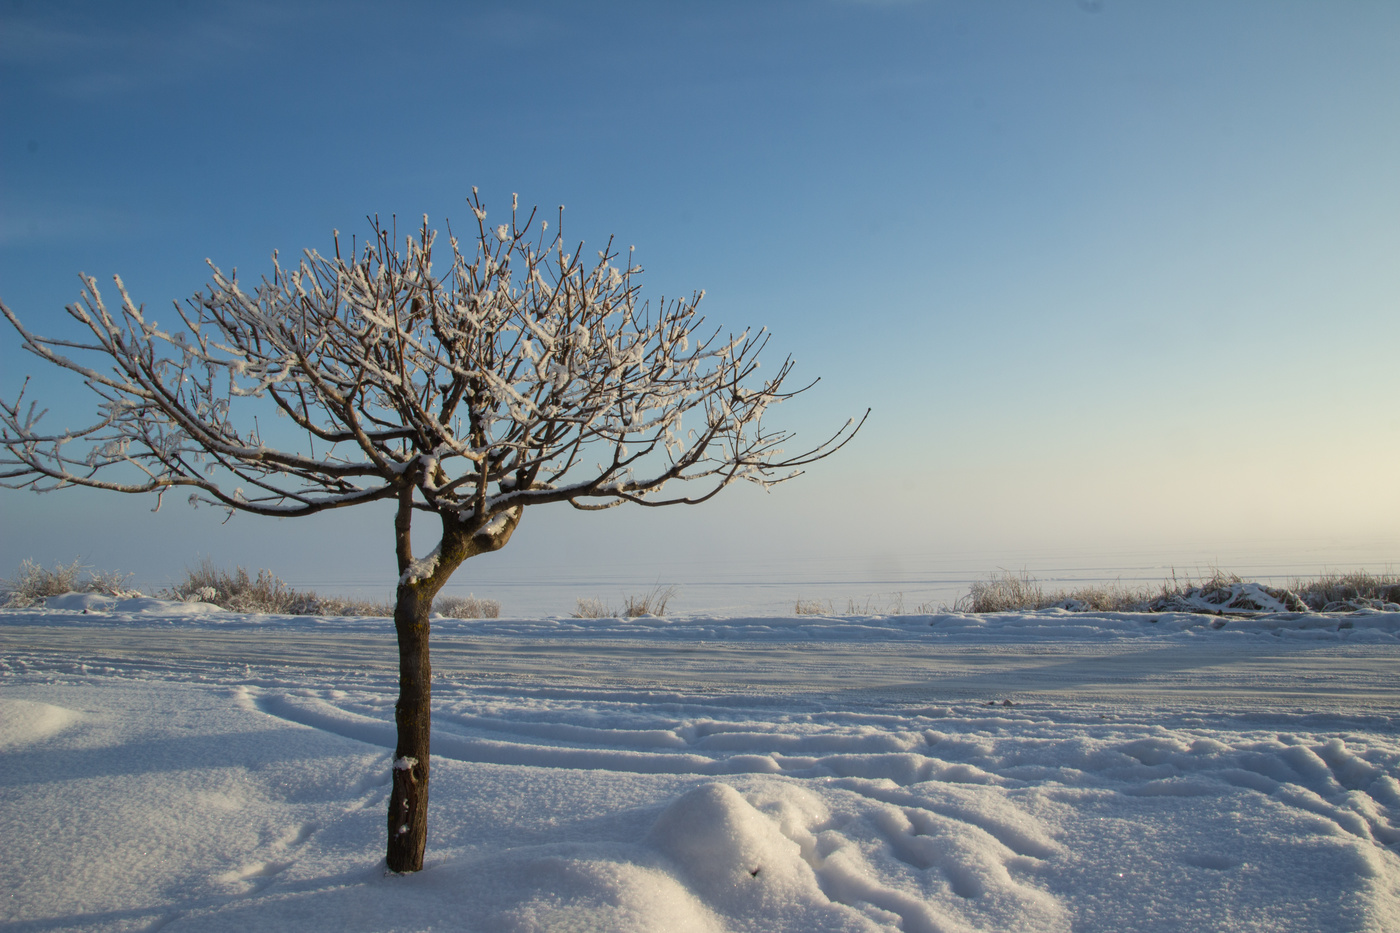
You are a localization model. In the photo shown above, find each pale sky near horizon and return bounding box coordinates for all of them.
[2,0,1397,605]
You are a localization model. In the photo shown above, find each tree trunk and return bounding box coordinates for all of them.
[384,503,521,872]
[386,582,434,872]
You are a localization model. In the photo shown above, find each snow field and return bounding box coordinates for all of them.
[3,600,1400,931]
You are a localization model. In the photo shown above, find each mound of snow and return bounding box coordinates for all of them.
[471,850,723,933]
[647,782,865,930]
[0,698,80,748]
[40,592,121,612]
[41,592,226,616]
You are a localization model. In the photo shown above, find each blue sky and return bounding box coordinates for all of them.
[3,1,1397,606]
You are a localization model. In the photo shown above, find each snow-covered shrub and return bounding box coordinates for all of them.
[84,568,139,598]
[958,570,1047,613]
[434,594,501,619]
[624,585,677,617]
[1290,571,1400,611]
[162,559,392,616]
[573,597,614,619]
[311,596,396,617]
[1,559,141,607]
[180,585,218,604]
[1148,579,1309,614]
[1,559,84,607]
[164,561,301,613]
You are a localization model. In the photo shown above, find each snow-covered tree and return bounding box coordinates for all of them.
[0,190,866,872]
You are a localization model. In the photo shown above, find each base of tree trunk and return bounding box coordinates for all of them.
[386,754,428,872]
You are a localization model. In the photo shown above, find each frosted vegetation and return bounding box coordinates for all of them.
[0,559,499,619]
[950,568,1400,615]
[574,584,680,619]
[6,559,1398,620]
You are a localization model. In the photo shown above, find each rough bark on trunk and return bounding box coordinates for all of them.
[386,581,435,872]
[384,497,521,873]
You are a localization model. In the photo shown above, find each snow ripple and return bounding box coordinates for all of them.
[234,678,1400,932]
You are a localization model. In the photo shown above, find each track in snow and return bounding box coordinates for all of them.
[4,623,1398,711]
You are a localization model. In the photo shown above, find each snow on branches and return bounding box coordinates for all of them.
[1,190,866,536]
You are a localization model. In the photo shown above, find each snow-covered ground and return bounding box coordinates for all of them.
[3,597,1399,932]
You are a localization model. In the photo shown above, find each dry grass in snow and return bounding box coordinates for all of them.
[574,585,679,619]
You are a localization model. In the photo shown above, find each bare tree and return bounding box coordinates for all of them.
[0,190,866,872]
